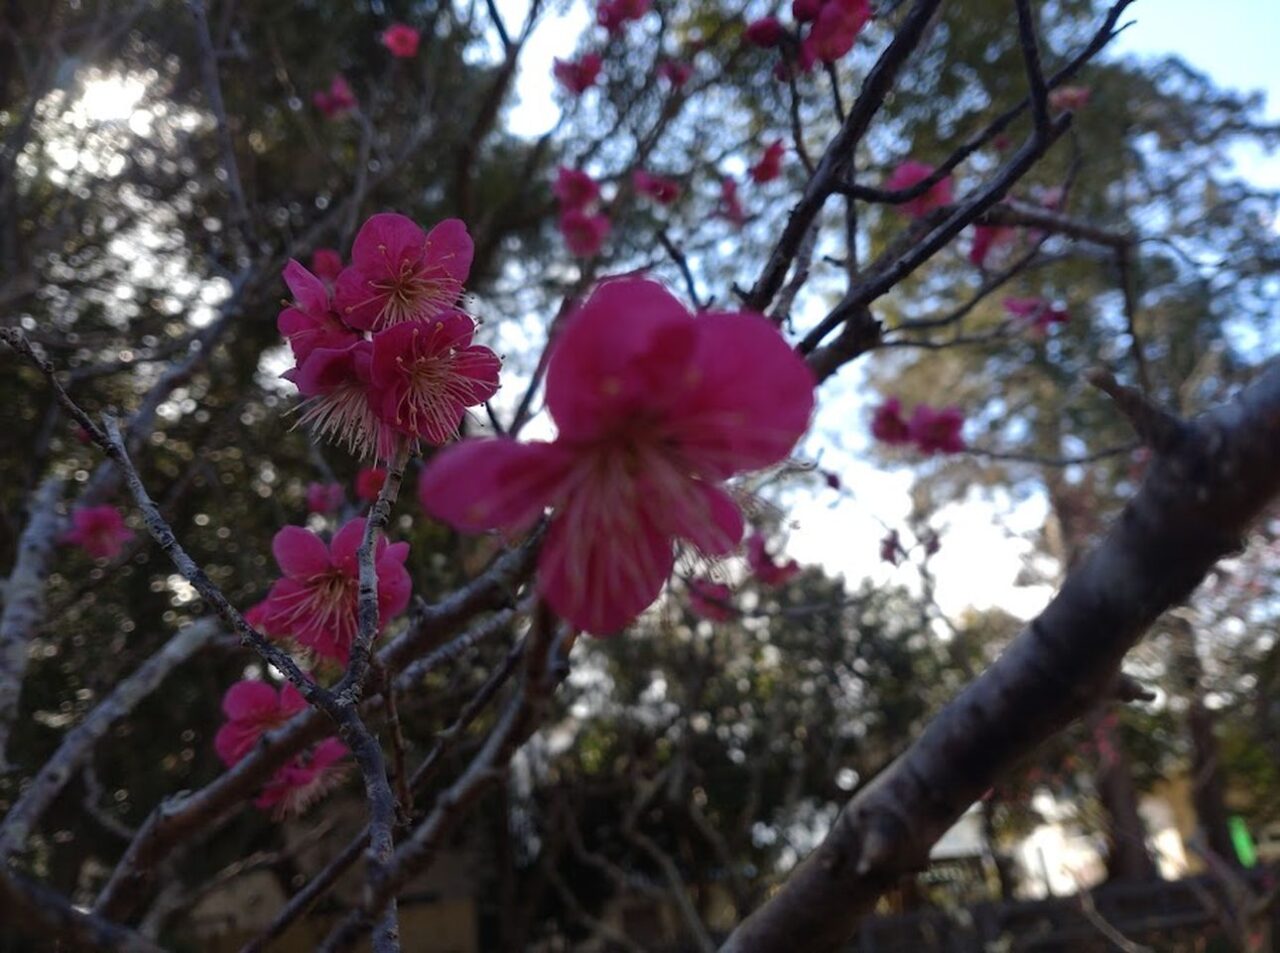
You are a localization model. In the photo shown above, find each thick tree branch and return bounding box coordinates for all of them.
[721,357,1280,952]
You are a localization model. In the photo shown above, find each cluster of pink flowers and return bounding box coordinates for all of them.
[746,532,800,586]
[1003,296,1070,333]
[883,160,954,218]
[597,0,649,35]
[720,176,746,227]
[553,168,611,258]
[313,75,357,120]
[871,397,966,455]
[61,505,134,560]
[417,277,815,635]
[278,212,501,458]
[553,53,603,96]
[381,23,420,58]
[213,680,348,816]
[745,0,870,74]
[355,466,387,502]
[633,169,681,205]
[968,222,1016,269]
[305,482,344,515]
[254,518,411,664]
[310,248,343,283]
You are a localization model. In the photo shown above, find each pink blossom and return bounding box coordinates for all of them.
[968,223,1015,269]
[907,405,966,455]
[61,506,134,560]
[276,259,360,366]
[879,530,901,566]
[597,0,648,34]
[746,533,800,587]
[255,737,349,816]
[560,209,611,257]
[369,313,502,445]
[381,23,420,58]
[924,531,941,556]
[802,0,870,63]
[286,340,400,461]
[417,278,815,635]
[355,467,387,502]
[884,160,954,218]
[306,482,345,514]
[554,53,604,95]
[313,75,357,120]
[1002,296,1069,332]
[870,397,911,445]
[261,518,411,663]
[749,140,786,184]
[720,176,746,228]
[214,680,308,767]
[632,169,681,205]
[1048,85,1091,112]
[310,248,344,282]
[334,214,473,332]
[657,59,694,88]
[553,167,600,210]
[243,599,280,637]
[688,579,735,621]
[745,16,785,48]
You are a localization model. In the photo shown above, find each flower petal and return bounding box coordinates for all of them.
[423,219,474,287]
[545,278,696,441]
[350,212,427,277]
[283,259,329,315]
[272,526,331,579]
[221,680,281,722]
[538,500,674,636]
[674,311,815,477]
[418,439,573,534]
[330,518,368,575]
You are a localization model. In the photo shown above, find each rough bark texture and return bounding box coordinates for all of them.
[720,359,1280,953]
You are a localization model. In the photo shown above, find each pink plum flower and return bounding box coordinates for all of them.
[632,169,681,205]
[417,278,815,635]
[968,223,1016,269]
[720,177,746,228]
[255,737,349,816]
[884,160,954,218]
[746,532,800,586]
[61,506,134,560]
[381,23,420,58]
[368,313,502,445]
[553,53,603,95]
[908,405,966,455]
[657,59,694,88]
[879,530,901,566]
[355,467,387,502]
[688,578,735,622]
[749,140,786,184]
[213,680,308,768]
[277,260,360,366]
[310,248,344,283]
[553,167,600,210]
[287,340,400,461]
[313,75,357,119]
[560,209,611,258]
[334,214,473,332]
[870,397,911,445]
[1048,85,1091,112]
[745,16,785,48]
[306,482,345,514]
[1002,296,1070,333]
[261,519,411,663]
[802,0,870,63]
